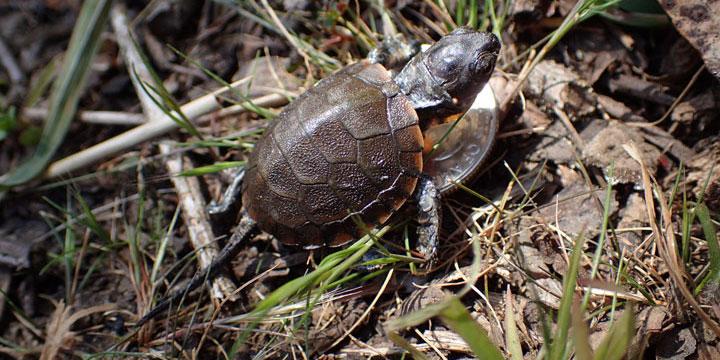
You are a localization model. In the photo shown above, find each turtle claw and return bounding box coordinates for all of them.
[207,168,245,215]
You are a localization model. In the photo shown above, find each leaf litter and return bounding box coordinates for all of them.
[0,0,719,358]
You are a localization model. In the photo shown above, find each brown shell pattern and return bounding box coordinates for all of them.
[242,61,423,248]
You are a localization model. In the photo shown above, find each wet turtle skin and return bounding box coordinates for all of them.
[242,61,424,248]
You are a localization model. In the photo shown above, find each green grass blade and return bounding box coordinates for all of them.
[440,297,504,360]
[63,204,76,303]
[695,203,720,293]
[504,289,524,360]
[178,161,245,177]
[74,191,111,244]
[228,227,389,358]
[571,301,594,360]
[455,0,466,26]
[592,303,635,360]
[0,106,16,142]
[0,0,112,187]
[550,232,586,360]
[468,0,478,28]
[23,56,60,109]
[581,165,614,311]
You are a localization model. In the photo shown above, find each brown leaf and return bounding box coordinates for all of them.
[526,60,596,117]
[584,121,662,183]
[659,0,720,79]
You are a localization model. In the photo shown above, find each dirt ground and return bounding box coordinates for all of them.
[1,1,719,359]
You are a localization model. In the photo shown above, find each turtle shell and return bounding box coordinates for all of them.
[242,61,424,248]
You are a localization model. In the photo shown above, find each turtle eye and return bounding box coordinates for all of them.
[471,51,494,75]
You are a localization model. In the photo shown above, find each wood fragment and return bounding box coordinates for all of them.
[23,108,145,126]
[159,142,237,301]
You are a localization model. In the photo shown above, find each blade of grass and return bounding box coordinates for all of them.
[571,300,594,360]
[455,0,466,26]
[439,297,504,360]
[549,232,586,360]
[22,57,60,109]
[581,165,614,311]
[0,0,112,187]
[150,205,181,286]
[695,203,720,293]
[504,287,524,360]
[467,0,479,28]
[228,226,390,357]
[682,188,692,263]
[178,161,246,177]
[62,191,76,304]
[74,191,111,244]
[684,163,716,263]
[592,303,635,360]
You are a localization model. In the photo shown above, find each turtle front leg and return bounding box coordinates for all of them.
[207,167,245,214]
[415,176,441,261]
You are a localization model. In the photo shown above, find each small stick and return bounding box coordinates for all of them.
[109,3,166,123]
[23,108,145,126]
[159,142,237,301]
[44,89,285,178]
[0,36,24,85]
[44,3,289,179]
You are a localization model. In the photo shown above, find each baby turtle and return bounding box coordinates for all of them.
[140,27,500,324]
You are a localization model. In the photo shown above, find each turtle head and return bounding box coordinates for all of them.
[394,27,500,120]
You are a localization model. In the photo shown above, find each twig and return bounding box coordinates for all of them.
[628,64,706,128]
[109,3,166,123]
[551,106,585,151]
[0,35,24,85]
[159,142,237,301]
[23,108,145,126]
[44,86,285,178]
[44,3,288,178]
[328,269,395,350]
[114,3,237,301]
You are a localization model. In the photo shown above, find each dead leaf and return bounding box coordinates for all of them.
[537,170,616,239]
[233,56,300,97]
[583,121,662,183]
[526,60,596,117]
[527,278,563,309]
[656,327,698,360]
[617,193,648,251]
[659,0,720,79]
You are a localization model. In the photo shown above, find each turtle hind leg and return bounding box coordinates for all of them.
[414,176,441,262]
[207,167,245,215]
[137,213,258,327]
